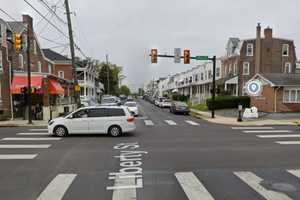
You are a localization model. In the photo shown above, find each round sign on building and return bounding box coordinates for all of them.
[246,80,262,96]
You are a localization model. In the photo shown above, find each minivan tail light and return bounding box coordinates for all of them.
[127,117,135,123]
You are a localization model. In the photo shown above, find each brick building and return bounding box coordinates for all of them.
[221,23,297,96]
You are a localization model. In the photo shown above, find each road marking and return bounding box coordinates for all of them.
[276,141,300,145]
[185,120,199,126]
[175,172,215,200]
[234,171,292,200]
[243,130,292,133]
[165,120,177,126]
[37,174,77,200]
[29,129,48,131]
[257,134,300,138]
[1,137,61,141]
[0,144,51,148]
[287,169,300,178]
[0,154,37,159]
[232,127,274,130]
[17,132,49,135]
[144,120,154,126]
[110,177,137,200]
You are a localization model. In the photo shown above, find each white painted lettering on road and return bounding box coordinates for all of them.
[234,171,292,200]
[185,120,199,126]
[36,174,77,200]
[144,120,154,126]
[287,169,300,179]
[165,120,177,125]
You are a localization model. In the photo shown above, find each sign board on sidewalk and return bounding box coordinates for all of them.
[246,80,262,96]
[174,48,181,63]
[75,84,81,92]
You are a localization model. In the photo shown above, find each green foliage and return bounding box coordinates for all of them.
[138,88,144,96]
[206,96,250,110]
[120,85,131,96]
[190,103,209,111]
[172,94,189,102]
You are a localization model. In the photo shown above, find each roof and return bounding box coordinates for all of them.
[42,49,70,61]
[7,22,26,33]
[259,73,300,86]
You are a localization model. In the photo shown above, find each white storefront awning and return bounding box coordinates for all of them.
[225,76,238,85]
[172,89,179,93]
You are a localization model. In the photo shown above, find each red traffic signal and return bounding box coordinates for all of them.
[150,49,157,63]
[183,49,190,64]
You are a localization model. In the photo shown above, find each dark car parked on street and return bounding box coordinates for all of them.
[169,101,189,115]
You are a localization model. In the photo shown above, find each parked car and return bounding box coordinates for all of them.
[170,101,189,115]
[119,95,127,105]
[124,101,139,116]
[156,97,166,107]
[48,106,136,137]
[101,96,121,106]
[160,99,172,108]
[126,96,134,102]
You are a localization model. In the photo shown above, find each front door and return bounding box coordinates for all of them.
[87,108,107,134]
[65,109,89,133]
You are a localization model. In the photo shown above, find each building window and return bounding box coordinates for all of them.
[19,54,23,69]
[200,73,204,80]
[246,43,254,56]
[58,71,64,79]
[233,63,237,75]
[80,87,84,96]
[48,64,52,74]
[229,64,232,75]
[33,40,37,55]
[284,62,291,73]
[216,68,220,77]
[243,62,250,75]
[282,44,289,56]
[208,70,212,79]
[283,89,300,103]
[224,66,227,76]
[0,52,2,71]
[37,61,42,72]
[194,74,198,82]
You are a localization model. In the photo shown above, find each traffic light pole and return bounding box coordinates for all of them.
[27,27,32,124]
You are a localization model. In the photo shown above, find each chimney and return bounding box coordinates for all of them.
[264,26,273,40]
[22,14,33,30]
[255,23,261,73]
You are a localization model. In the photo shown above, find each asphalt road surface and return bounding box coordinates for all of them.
[1,99,300,200]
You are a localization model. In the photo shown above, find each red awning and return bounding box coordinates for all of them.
[49,79,64,95]
[11,75,43,94]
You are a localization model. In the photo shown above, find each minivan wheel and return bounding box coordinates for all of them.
[108,125,122,137]
[54,125,68,137]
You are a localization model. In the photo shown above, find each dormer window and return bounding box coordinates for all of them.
[246,43,254,56]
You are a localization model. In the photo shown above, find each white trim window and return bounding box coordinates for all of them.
[33,40,37,55]
[283,89,300,103]
[19,54,23,69]
[233,63,237,75]
[58,71,64,79]
[284,62,291,73]
[0,52,2,71]
[246,43,254,56]
[216,67,220,77]
[282,44,289,57]
[229,64,232,74]
[37,61,42,72]
[48,64,52,74]
[243,62,250,75]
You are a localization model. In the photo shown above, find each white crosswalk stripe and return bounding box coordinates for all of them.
[234,171,293,200]
[110,177,138,200]
[144,120,154,126]
[29,129,48,132]
[0,144,51,148]
[1,137,61,141]
[37,174,77,200]
[185,120,199,126]
[0,154,37,159]
[243,130,292,133]
[287,169,300,178]
[232,127,274,130]
[257,134,300,138]
[175,172,215,200]
[165,120,177,125]
[276,141,300,145]
[17,132,50,135]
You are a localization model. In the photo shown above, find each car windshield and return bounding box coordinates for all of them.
[102,98,115,104]
[125,102,137,107]
[175,102,187,107]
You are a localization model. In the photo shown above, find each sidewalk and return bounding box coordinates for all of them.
[190,109,300,126]
[0,120,48,127]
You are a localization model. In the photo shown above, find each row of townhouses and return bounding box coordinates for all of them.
[0,14,103,121]
[149,24,300,113]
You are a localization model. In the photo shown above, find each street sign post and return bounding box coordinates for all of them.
[174,48,181,63]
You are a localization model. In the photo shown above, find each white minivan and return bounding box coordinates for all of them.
[48,106,136,137]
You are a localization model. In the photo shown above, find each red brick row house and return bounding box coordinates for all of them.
[0,15,76,121]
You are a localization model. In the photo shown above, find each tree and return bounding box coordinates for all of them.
[96,61,122,95]
[120,85,131,96]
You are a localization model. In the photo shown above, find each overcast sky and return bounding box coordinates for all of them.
[1,0,300,91]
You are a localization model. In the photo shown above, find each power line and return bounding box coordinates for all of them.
[38,0,67,25]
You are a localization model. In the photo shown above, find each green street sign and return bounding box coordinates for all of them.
[195,56,209,60]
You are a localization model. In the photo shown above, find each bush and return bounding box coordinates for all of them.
[206,96,250,110]
[172,94,189,102]
[190,103,208,111]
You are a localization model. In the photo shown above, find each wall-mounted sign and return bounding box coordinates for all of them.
[246,80,262,96]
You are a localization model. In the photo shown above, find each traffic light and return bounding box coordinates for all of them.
[183,49,190,64]
[150,49,157,63]
[14,33,22,53]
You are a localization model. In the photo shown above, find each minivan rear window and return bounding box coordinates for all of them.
[107,108,125,117]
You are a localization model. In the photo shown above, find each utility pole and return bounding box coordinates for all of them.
[65,0,80,106]
[106,54,110,94]
[211,56,216,118]
[26,20,32,124]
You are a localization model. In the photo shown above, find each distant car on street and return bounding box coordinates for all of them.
[48,106,136,137]
[126,96,134,102]
[160,99,172,108]
[124,101,139,116]
[170,101,189,115]
[101,96,121,106]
